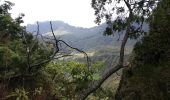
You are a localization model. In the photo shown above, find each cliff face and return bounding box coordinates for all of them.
[115,1,170,100]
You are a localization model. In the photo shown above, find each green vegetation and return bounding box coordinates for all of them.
[116,0,170,100]
[0,1,104,99]
[0,0,170,99]
[118,63,170,100]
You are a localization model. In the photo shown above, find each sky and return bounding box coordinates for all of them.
[8,0,98,28]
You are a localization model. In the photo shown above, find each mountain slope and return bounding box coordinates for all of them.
[26,21,135,52]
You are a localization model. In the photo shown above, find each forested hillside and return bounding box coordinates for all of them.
[0,0,169,100]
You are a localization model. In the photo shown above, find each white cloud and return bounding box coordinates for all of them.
[8,0,97,28]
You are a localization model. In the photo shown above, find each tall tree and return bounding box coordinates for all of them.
[78,0,159,99]
[0,1,91,99]
[0,0,51,85]
[0,1,24,42]
[134,0,170,64]
[116,0,170,99]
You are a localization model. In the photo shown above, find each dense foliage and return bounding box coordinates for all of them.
[0,1,108,99]
[1,0,169,99]
[0,1,52,99]
[116,0,170,99]
[134,0,170,65]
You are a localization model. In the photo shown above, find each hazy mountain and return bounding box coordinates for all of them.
[26,21,137,52]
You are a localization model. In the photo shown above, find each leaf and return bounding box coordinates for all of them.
[92,73,101,80]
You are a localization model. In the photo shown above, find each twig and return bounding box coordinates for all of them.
[58,40,90,67]
[30,21,90,70]
[50,21,59,52]
[50,21,90,68]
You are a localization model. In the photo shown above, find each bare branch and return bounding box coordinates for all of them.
[30,21,90,70]
[50,21,59,52]
[58,39,90,67]
[50,21,90,67]
[30,51,58,68]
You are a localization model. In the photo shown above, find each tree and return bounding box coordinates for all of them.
[77,0,159,99]
[0,0,163,99]
[115,1,170,99]
[0,1,54,95]
[0,1,24,42]
[134,0,170,65]
[0,1,92,99]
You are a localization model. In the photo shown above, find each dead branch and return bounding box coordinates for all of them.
[50,21,90,66]
[30,21,90,71]
[50,21,59,52]
[58,39,90,67]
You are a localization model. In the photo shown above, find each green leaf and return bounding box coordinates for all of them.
[92,73,101,80]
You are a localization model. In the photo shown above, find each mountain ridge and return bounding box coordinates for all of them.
[26,21,135,52]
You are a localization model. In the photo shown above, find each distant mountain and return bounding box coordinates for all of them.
[26,21,74,34]
[26,21,136,52]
